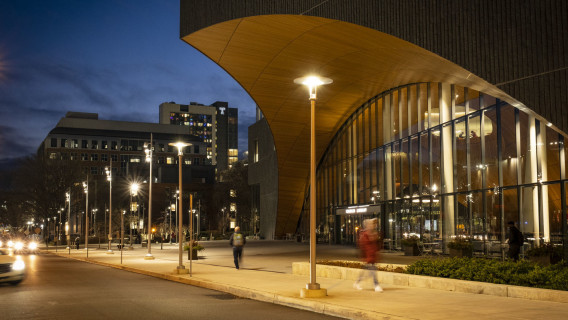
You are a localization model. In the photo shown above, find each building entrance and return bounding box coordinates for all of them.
[335,205,382,245]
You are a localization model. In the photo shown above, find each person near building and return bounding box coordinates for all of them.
[229,226,246,269]
[353,218,383,292]
[507,221,524,261]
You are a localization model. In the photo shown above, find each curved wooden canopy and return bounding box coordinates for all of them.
[181,15,519,236]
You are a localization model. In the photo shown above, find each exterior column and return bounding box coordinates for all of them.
[538,122,550,242]
[383,95,393,200]
[440,84,454,241]
[523,115,540,245]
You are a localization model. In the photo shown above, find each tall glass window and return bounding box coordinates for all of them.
[309,82,568,255]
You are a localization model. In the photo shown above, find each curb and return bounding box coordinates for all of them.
[47,252,408,320]
[292,262,568,304]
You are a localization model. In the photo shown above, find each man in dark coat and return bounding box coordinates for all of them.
[507,221,523,261]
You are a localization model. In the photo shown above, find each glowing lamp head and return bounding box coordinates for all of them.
[294,75,333,100]
[169,142,191,155]
[130,183,139,195]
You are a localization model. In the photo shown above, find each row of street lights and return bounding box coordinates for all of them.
[95,139,192,267]
[49,74,329,293]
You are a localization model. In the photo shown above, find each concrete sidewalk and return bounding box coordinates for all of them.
[45,241,567,320]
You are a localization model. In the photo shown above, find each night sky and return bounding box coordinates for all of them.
[0,0,256,164]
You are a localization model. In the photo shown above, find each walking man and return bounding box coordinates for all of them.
[229,226,246,269]
[353,218,383,292]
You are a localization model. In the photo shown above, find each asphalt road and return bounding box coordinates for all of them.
[0,253,341,320]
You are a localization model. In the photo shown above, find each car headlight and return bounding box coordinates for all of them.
[28,242,38,250]
[0,240,2,247]
[12,260,25,271]
[14,242,24,250]
[8,240,14,248]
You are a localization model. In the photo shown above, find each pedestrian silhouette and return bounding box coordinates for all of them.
[507,221,523,261]
[353,218,383,292]
[229,226,246,269]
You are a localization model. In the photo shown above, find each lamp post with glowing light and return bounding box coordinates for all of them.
[169,141,191,274]
[120,210,125,264]
[294,75,332,298]
[92,208,99,248]
[83,180,89,257]
[105,164,114,254]
[144,136,155,259]
[66,191,71,250]
[189,193,194,276]
[129,183,139,249]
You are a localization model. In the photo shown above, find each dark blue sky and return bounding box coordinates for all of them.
[0,0,256,163]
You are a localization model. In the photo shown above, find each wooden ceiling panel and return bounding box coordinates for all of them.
[183,15,517,236]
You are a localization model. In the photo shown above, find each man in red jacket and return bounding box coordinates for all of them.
[353,218,383,292]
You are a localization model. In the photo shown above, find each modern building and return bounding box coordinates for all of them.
[248,107,278,240]
[39,111,215,236]
[40,112,210,180]
[159,101,239,171]
[180,1,567,257]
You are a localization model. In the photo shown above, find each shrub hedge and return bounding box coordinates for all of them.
[405,257,568,291]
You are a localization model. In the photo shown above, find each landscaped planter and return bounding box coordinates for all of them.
[404,244,419,256]
[291,261,568,303]
[449,248,473,258]
[528,255,561,266]
[187,248,199,260]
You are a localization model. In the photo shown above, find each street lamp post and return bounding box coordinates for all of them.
[46,218,50,251]
[66,191,71,250]
[294,75,332,298]
[144,136,155,260]
[169,203,173,244]
[92,209,99,248]
[175,190,179,243]
[189,193,194,276]
[129,183,139,250]
[106,163,114,254]
[53,216,57,251]
[57,208,62,252]
[120,210,125,264]
[169,141,191,274]
[83,180,89,258]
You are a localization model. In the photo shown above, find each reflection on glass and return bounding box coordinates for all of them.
[312,82,568,254]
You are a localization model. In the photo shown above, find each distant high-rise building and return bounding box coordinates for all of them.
[159,101,238,171]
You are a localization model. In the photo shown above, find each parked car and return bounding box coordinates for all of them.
[0,249,26,285]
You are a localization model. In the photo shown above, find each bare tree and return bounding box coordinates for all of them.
[11,155,83,223]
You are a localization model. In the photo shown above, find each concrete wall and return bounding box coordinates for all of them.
[248,118,278,239]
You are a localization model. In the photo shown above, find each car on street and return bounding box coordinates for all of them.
[4,237,39,255]
[0,249,26,285]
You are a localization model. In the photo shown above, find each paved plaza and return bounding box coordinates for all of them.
[46,240,568,320]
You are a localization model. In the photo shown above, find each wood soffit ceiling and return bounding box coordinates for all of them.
[181,14,520,235]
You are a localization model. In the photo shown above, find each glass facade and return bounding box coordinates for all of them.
[301,82,567,257]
